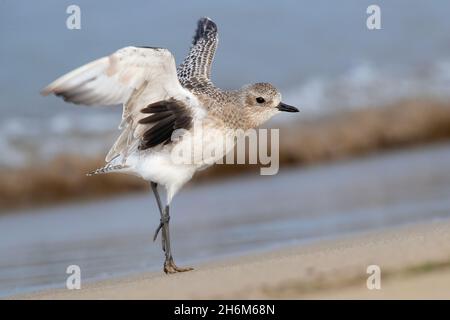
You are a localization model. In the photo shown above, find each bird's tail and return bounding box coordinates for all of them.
[86,164,128,176]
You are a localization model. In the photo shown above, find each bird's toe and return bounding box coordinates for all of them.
[164,259,194,274]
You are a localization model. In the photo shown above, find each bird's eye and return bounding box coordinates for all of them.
[256,97,265,104]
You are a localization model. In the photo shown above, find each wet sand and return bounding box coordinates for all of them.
[13,219,450,299]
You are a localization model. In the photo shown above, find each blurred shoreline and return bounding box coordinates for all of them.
[2,142,449,297]
[2,98,450,212]
[13,219,450,299]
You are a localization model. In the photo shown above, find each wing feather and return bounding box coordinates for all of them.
[42,47,179,106]
[177,17,218,88]
[42,46,204,162]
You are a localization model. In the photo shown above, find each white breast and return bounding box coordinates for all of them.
[124,121,236,203]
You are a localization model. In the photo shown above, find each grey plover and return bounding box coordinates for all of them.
[42,17,298,273]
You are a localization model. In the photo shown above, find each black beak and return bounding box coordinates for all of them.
[277,102,299,113]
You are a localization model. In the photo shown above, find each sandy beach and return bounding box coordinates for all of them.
[13,219,450,299]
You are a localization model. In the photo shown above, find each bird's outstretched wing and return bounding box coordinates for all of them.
[42,46,182,106]
[177,17,218,89]
[42,46,204,162]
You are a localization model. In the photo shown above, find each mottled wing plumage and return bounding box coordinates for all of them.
[177,17,218,90]
[42,46,203,162]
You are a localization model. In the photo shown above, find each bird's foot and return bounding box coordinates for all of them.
[164,259,194,274]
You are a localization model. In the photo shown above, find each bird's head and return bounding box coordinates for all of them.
[240,83,298,127]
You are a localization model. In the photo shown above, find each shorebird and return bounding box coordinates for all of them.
[42,17,298,273]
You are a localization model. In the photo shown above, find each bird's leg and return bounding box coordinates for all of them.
[161,205,194,274]
[151,182,165,251]
[150,182,193,274]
